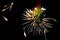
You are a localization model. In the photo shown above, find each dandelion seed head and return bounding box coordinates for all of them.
[22,7,57,38]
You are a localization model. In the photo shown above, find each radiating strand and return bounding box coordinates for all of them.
[44,33,47,40]
[27,22,33,32]
[22,21,32,25]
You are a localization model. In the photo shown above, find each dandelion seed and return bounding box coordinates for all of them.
[3,16,8,21]
[24,32,27,37]
[4,5,7,8]
[2,9,6,12]
[2,8,8,12]
[2,2,14,12]
[9,2,14,11]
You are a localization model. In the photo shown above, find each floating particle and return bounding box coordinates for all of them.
[41,7,46,10]
[3,16,8,21]
[24,32,27,37]
[2,7,9,12]
[9,2,14,11]
[4,5,8,8]
[2,2,14,12]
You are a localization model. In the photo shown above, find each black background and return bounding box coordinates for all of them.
[0,0,59,40]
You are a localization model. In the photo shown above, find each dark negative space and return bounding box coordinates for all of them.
[0,0,59,40]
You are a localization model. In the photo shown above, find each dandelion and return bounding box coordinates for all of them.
[22,7,57,40]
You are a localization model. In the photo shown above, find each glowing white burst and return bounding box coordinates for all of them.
[22,7,57,40]
[41,7,46,10]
